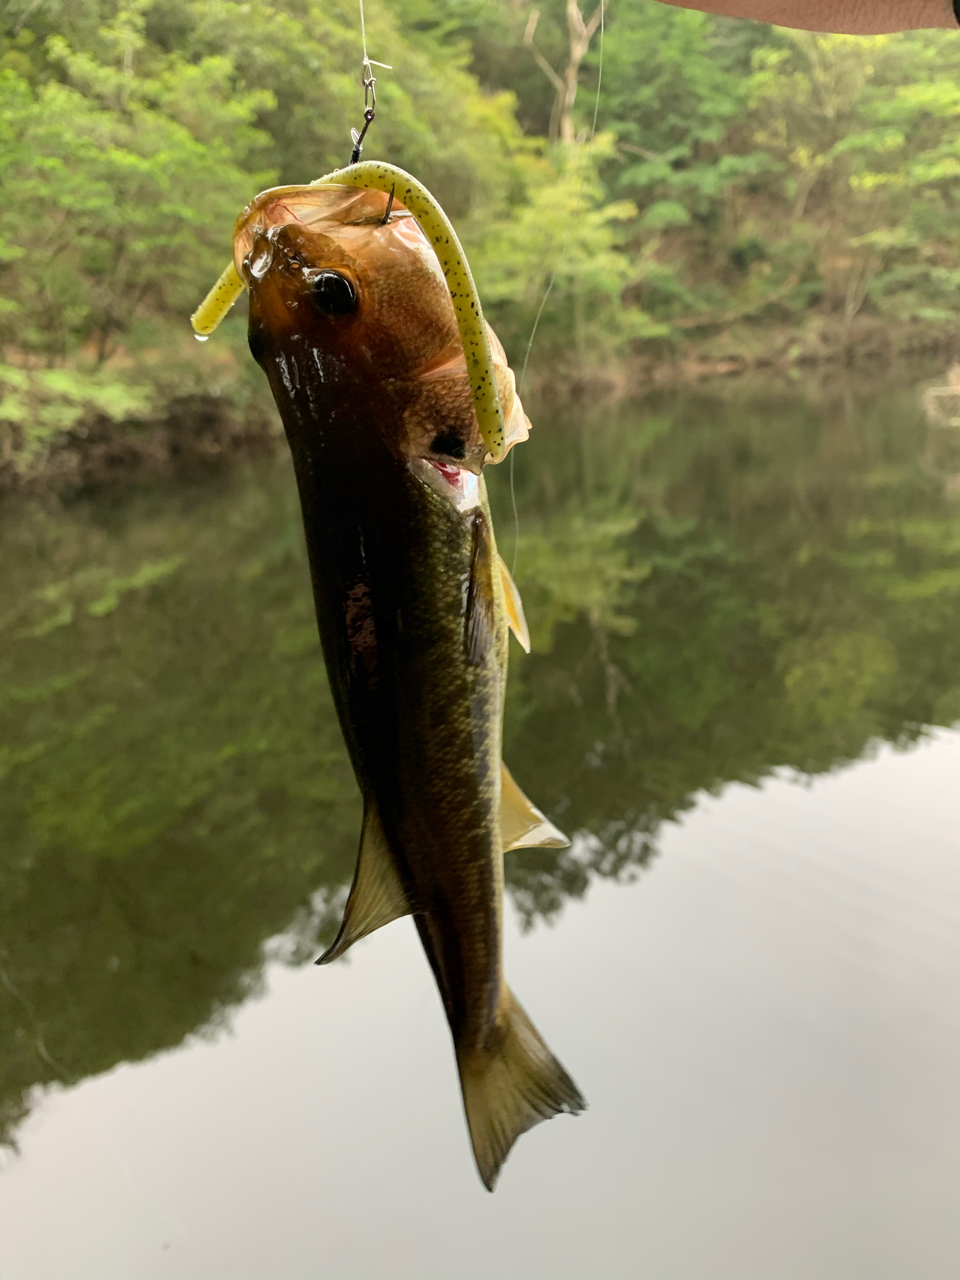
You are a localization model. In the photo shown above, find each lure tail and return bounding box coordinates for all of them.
[457,987,585,1191]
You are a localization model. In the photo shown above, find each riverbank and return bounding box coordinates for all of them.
[3,314,957,495]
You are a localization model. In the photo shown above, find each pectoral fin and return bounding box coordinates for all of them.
[498,556,530,654]
[500,762,569,852]
[465,510,496,667]
[317,801,410,964]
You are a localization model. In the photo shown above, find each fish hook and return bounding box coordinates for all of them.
[381,182,395,224]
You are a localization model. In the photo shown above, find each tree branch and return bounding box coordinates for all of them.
[584,0,606,43]
[524,9,565,94]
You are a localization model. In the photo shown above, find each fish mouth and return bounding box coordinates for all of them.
[408,456,481,513]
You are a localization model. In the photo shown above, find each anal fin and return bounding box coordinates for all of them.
[317,801,410,964]
[498,556,530,654]
[500,762,569,852]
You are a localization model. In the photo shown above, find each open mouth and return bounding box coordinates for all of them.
[409,457,481,513]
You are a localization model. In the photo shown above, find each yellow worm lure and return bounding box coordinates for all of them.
[190,261,246,340]
[190,162,506,463]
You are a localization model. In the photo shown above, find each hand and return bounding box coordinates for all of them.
[656,0,959,33]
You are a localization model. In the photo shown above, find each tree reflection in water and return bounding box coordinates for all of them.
[3,368,959,1145]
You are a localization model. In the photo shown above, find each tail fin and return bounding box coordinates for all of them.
[457,988,585,1191]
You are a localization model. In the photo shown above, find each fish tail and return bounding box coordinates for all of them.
[456,987,585,1192]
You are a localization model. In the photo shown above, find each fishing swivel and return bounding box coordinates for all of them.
[349,56,390,165]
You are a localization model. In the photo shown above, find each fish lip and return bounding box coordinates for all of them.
[408,456,481,513]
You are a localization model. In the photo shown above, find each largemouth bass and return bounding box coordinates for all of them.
[232,182,585,1189]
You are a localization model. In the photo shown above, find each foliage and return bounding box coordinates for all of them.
[472,140,664,363]
[2,1,958,483]
[0,0,534,481]
[584,11,960,338]
[741,32,960,334]
[0,363,155,476]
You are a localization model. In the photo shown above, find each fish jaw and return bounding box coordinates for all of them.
[407,456,482,514]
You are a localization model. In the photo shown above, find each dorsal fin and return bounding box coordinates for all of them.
[500,762,569,852]
[498,556,530,653]
[316,801,410,964]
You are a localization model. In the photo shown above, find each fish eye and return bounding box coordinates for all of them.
[312,271,357,316]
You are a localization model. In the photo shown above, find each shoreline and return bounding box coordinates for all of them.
[4,320,957,496]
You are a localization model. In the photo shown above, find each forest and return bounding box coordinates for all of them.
[1,0,959,485]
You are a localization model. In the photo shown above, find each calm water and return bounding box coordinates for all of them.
[2,368,959,1279]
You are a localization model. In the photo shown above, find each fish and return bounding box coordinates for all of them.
[232,181,585,1190]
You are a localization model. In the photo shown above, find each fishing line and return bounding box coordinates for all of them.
[509,0,606,575]
[358,0,369,62]
[350,0,391,164]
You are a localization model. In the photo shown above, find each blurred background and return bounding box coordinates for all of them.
[1,4,959,1278]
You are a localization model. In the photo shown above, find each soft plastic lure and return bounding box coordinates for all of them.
[191,162,507,463]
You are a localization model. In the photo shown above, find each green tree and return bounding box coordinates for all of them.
[4,1,959,485]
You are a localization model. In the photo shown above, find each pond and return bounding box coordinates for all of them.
[2,366,959,1279]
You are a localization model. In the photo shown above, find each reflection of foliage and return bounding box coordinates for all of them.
[513,503,648,649]
[4,371,960,1142]
[491,368,960,917]
[1,461,361,1144]
[778,631,896,730]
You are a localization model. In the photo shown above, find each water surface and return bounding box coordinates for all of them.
[2,368,959,1278]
